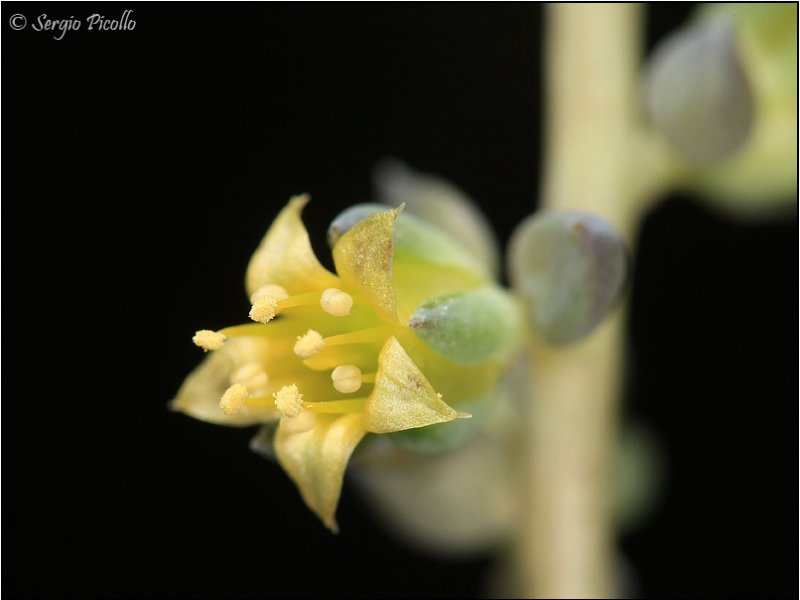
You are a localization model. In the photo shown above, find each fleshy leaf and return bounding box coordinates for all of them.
[245,195,339,297]
[365,337,462,433]
[508,211,628,345]
[374,159,501,278]
[408,286,521,365]
[332,207,399,322]
[170,338,279,426]
[273,413,366,532]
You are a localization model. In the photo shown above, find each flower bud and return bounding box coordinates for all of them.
[644,16,754,165]
[409,286,520,365]
[508,211,628,345]
[685,4,797,215]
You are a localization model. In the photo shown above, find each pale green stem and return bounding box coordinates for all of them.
[514,4,662,598]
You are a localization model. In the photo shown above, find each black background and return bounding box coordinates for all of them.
[3,3,796,598]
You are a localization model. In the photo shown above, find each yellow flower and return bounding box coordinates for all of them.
[172,195,518,531]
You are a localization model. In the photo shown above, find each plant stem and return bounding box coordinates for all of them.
[514,5,654,598]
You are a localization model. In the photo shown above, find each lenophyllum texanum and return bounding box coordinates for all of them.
[172,195,521,531]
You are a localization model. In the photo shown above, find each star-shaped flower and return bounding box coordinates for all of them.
[173,195,518,530]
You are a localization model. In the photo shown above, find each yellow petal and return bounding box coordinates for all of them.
[365,337,462,433]
[170,338,279,426]
[245,195,339,297]
[274,413,367,532]
[332,206,399,322]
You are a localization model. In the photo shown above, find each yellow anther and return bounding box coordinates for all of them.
[274,384,303,418]
[293,329,325,358]
[249,295,279,323]
[250,284,289,305]
[231,362,269,392]
[320,288,353,317]
[219,383,249,415]
[193,329,227,351]
[331,365,362,394]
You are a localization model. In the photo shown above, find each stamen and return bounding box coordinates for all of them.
[302,398,367,414]
[295,326,389,367]
[301,348,376,371]
[331,365,363,394]
[249,290,330,324]
[193,329,226,351]
[274,384,304,418]
[230,362,269,392]
[249,295,279,324]
[294,329,325,358]
[323,326,388,347]
[250,284,289,304]
[219,321,312,339]
[320,288,353,317]
[220,383,249,415]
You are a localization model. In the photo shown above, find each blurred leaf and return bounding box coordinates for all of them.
[613,422,663,533]
[352,373,521,556]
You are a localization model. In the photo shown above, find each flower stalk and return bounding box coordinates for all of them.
[514,4,660,597]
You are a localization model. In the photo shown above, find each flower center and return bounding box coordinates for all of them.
[193,280,395,420]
